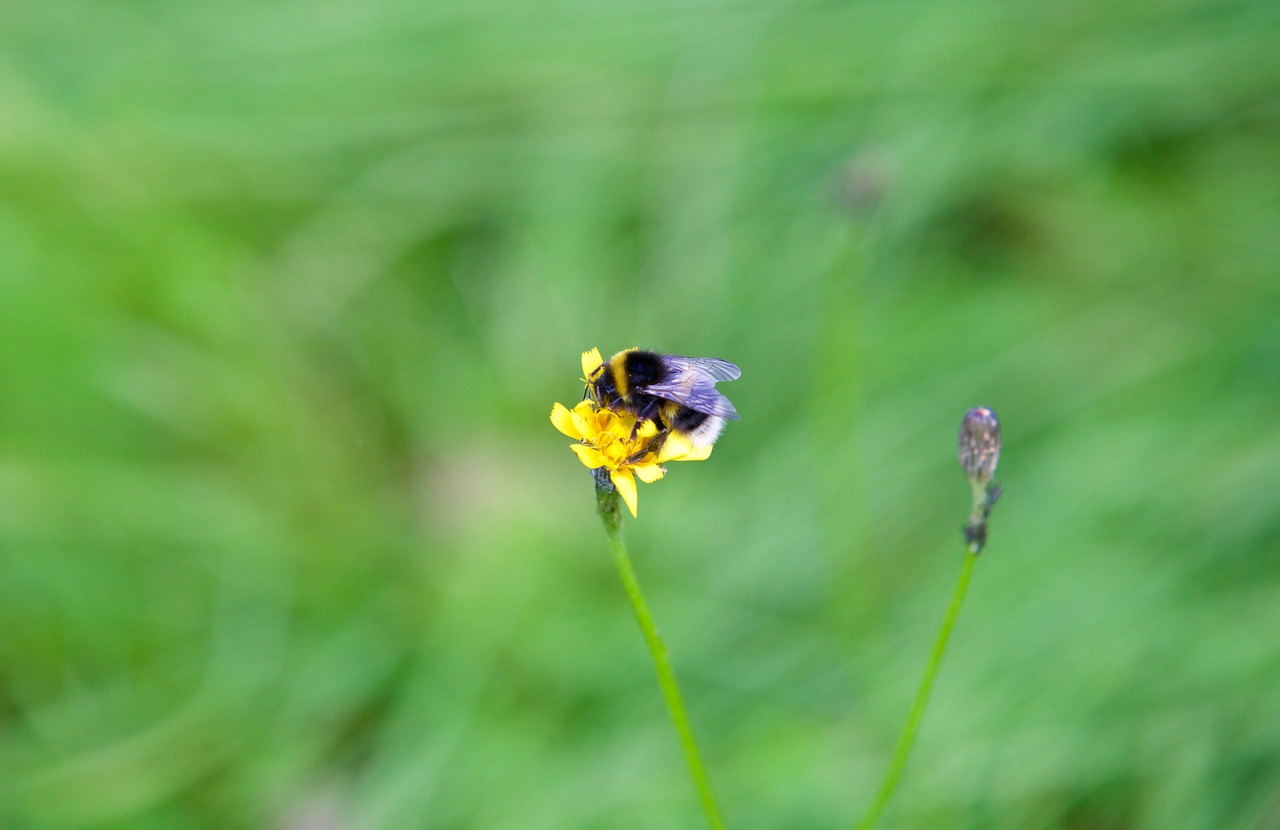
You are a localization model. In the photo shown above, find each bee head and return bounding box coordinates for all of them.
[587,358,617,405]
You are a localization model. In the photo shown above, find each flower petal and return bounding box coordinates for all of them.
[611,469,639,517]
[671,443,713,462]
[633,462,666,484]
[599,411,623,436]
[656,432,693,461]
[570,444,609,469]
[550,402,583,439]
[581,347,604,379]
[570,401,595,438]
[602,411,632,439]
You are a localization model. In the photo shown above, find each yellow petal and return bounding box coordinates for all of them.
[656,432,693,460]
[633,462,666,484]
[550,402,583,439]
[570,444,609,469]
[581,347,604,379]
[659,434,713,463]
[611,469,639,517]
[596,432,616,451]
[675,443,713,462]
[597,411,622,436]
[571,402,595,439]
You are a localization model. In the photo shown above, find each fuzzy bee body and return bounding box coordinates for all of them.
[586,348,741,449]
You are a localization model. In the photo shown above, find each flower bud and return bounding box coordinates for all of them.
[958,406,1001,488]
[958,407,1001,554]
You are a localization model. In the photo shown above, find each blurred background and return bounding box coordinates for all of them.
[2,0,1279,827]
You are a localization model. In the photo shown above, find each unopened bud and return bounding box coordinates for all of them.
[958,407,1002,554]
[958,407,1001,488]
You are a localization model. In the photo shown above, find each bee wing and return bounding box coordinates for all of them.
[648,381,740,420]
[646,358,741,420]
[671,356,741,381]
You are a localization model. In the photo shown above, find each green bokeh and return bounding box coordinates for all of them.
[2,1,1279,827]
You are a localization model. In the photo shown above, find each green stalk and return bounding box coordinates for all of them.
[597,485,727,830]
[855,550,978,830]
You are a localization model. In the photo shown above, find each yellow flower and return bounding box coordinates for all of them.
[550,398,712,518]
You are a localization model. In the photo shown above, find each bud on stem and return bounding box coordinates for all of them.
[958,407,1002,553]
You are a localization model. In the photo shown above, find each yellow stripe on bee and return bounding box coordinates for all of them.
[609,349,635,397]
[611,364,628,397]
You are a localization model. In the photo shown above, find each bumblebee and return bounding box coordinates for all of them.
[586,348,741,448]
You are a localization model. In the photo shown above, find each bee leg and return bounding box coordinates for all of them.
[625,429,668,464]
[628,398,664,438]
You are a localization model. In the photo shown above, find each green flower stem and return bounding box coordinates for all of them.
[855,549,978,830]
[597,485,727,830]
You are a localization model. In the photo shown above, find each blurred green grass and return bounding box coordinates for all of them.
[2,0,1280,827]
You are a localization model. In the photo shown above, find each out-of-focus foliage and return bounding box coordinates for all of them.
[2,1,1279,827]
